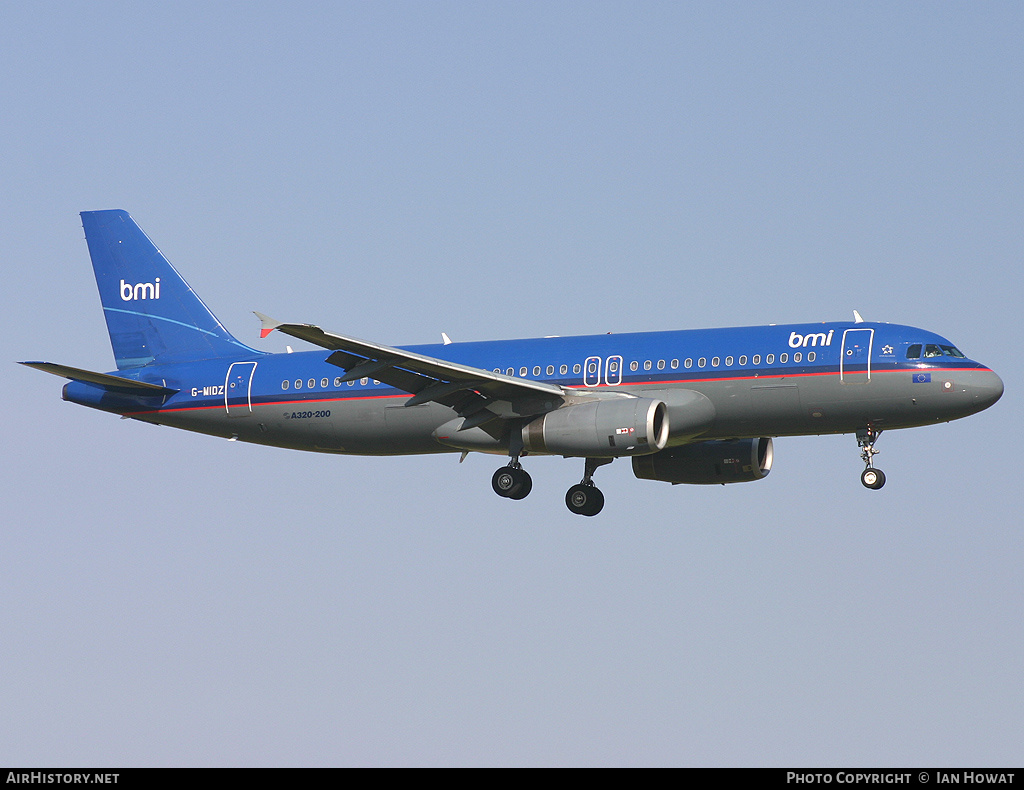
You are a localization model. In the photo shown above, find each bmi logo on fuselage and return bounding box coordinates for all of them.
[120,278,161,301]
[789,329,834,348]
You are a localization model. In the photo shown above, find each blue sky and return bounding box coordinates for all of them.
[2,1,1021,766]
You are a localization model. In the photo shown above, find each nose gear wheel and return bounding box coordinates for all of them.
[860,467,886,489]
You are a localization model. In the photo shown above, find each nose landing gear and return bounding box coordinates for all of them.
[857,427,886,490]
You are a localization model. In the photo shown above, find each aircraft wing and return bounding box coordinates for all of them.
[255,313,565,424]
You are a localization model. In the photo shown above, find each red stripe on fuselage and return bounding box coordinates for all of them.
[120,366,990,417]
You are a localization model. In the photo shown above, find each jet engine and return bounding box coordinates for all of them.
[632,437,774,484]
[522,397,669,457]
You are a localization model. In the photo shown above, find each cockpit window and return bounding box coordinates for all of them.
[910,342,965,360]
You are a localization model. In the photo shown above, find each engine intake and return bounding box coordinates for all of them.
[523,397,669,457]
[632,437,774,484]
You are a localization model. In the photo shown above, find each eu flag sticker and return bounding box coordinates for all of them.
[913,372,932,384]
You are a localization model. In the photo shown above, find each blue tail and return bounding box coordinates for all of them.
[82,210,259,369]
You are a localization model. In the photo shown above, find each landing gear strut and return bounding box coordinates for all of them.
[492,427,532,500]
[566,457,612,516]
[857,427,886,490]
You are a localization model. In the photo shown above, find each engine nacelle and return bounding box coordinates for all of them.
[522,397,669,457]
[632,438,774,484]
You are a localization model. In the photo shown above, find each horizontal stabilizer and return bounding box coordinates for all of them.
[19,362,178,395]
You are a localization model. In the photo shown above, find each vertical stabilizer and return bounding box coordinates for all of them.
[81,210,258,369]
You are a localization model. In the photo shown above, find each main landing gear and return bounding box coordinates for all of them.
[492,429,533,501]
[492,463,532,500]
[565,457,612,517]
[857,427,886,490]
[490,454,612,516]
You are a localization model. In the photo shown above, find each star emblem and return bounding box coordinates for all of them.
[882,345,894,355]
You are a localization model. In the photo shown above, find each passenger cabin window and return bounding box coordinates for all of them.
[560,364,568,375]
[573,364,581,374]
[671,359,679,369]
[644,360,652,371]
[533,366,541,376]
[793,352,802,363]
[657,359,665,370]
[630,361,638,371]
[739,355,747,366]
[807,352,816,362]
[711,357,720,367]
[766,354,775,364]
[546,365,554,375]
[282,380,289,390]
[684,358,693,368]
[725,356,733,366]
[753,354,761,365]
[780,353,788,364]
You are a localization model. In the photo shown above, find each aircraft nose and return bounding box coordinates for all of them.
[972,368,1004,411]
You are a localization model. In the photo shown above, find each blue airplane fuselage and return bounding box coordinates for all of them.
[62,320,1002,455]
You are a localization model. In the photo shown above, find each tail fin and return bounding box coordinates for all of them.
[82,210,258,369]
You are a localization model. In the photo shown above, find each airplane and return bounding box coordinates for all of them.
[21,210,1003,516]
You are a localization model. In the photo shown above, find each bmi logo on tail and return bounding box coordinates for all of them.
[120,278,161,301]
